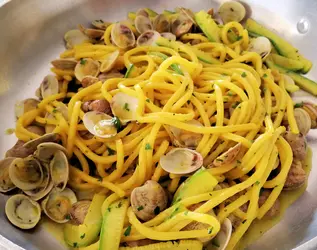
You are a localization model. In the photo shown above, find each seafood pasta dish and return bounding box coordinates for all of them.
[1,1,316,250]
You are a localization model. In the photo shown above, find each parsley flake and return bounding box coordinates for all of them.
[184,211,189,216]
[145,143,152,150]
[146,98,150,103]
[294,102,304,108]
[73,242,78,247]
[232,101,241,109]
[65,214,71,220]
[123,103,130,111]
[241,72,247,77]
[137,206,144,211]
[255,181,260,185]
[80,59,86,65]
[208,228,213,234]
[237,160,242,164]
[80,233,85,239]
[236,35,243,41]
[107,207,111,212]
[263,73,268,78]
[117,202,122,208]
[111,116,122,130]
[52,108,57,113]
[154,206,160,215]
[124,225,131,236]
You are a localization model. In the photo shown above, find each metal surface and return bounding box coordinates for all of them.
[0,0,317,249]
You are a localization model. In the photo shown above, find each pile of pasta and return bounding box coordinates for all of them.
[15,20,299,249]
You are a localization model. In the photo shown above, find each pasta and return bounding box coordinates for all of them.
[2,3,316,250]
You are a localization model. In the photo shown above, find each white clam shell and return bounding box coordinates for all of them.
[248,37,272,60]
[100,50,120,72]
[0,157,16,192]
[83,111,118,138]
[209,218,232,250]
[159,148,203,174]
[74,58,100,82]
[5,194,41,229]
[111,92,139,123]
[137,30,161,47]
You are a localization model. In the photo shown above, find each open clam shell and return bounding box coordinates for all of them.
[100,50,120,73]
[15,98,39,119]
[209,218,232,250]
[78,24,104,39]
[0,157,16,192]
[160,32,177,41]
[5,194,41,229]
[34,142,67,163]
[169,120,203,148]
[248,37,271,60]
[40,75,60,99]
[50,150,69,192]
[24,163,54,201]
[137,30,161,47]
[153,14,170,33]
[171,13,193,37]
[9,156,44,191]
[159,148,203,174]
[42,188,77,223]
[51,58,77,70]
[83,111,118,138]
[110,92,139,123]
[64,29,91,49]
[111,22,136,49]
[135,15,153,34]
[294,108,311,136]
[74,58,100,82]
[92,19,111,30]
[23,133,60,153]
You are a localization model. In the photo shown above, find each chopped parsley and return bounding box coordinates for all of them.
[232,101,241,109]
[107,207,111,212]
[255,181,260,185]
[227,91,233,96]
[107,146,116,156]
[123,103,130,111]
[294,102,304,108]
[80,233,86,239]
[65,214,71,220]
[111,116,122,130]
[146,98,150,103]
[145,143,152,150]
[52,108,57,113]
[237,160,242,164]
[236,35,243,41]
[154,206,160,215]
[241,72,247,78]
[263,73,268,78]
[124,225,131,236]
[208,228,213,234]
[97,176,103,182]
[80,59,86,65]
[117,202,122,208]
[73,242,78,247]
[137,206,144,211]
[187,100,191,104]
[184,211,189,216]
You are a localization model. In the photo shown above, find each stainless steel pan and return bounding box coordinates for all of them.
[1,0,317,249]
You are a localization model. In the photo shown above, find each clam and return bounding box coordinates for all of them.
[213,143,241,167]
[64,29,90,49]
[247,37,271,60]
[159,148,203,174]
[81,76,99,88]
[92,19,111,30]
[135,15,153,34]
[160,32,177,41]
[98,70,124,81]
[26,125,45,136]
[131,180,168,221]
[15,98,39,118]
[169,120,203,148]
[42,188,77,223]
[110,92,138,123]
[171,13,193,37]
[100,50,120,72]
[24,163,54,201]
[40,75,60,99]
[9,156,44,191]
[179,7,196,25]
[50,150,69,191]
[111,22,136,49]
[69,200,91,225]
[23,133,60,152]
[78,24,104,39]
[5,140,34,158]
[45,113,57,134]
[209,218,232,250]
[51,58,77,70]
[302,102,317,128]
[5,194,41,229]
[153,14,170,33]
[0,157,16,192]
[34,142,67,163]
[294,108,311,136]
[83,111,118,138]
[74,58,100,82]
[137,30,161,47]
[136,8,149,18]
[218,1,246,23]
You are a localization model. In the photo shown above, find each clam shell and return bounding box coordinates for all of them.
[0,157,16,192]
[110,92,139,123]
